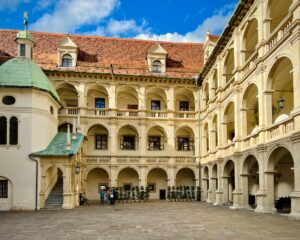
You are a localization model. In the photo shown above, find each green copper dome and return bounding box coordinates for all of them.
[0,57,60,102]
[16,30,35,44]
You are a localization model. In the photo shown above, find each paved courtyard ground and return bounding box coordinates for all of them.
[1,202,300,240]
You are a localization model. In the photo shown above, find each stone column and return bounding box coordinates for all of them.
[289,132,300,220]
[232,154,243,209]
[240,174,250,208]
[62,164,73,209]
[110,165,117,187]
[210,177,217,203]
[214,160,224,205]
[201,177,208,202]
[255,145,269,213]
[263,91,274,126]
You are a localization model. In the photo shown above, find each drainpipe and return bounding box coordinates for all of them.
[29,155,39,211]
[194,75,202,201]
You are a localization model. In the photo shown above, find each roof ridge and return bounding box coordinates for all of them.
[0,29,204,46]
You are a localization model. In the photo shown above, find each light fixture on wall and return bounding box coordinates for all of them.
[277,98,285,109]
[75,164,80,174]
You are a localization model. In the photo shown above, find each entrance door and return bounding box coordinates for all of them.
[159,190,166,200]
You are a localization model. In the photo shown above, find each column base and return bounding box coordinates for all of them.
[232,190,243,209]
[214,190,223,205]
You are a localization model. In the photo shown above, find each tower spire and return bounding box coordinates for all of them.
[23,12,28,31]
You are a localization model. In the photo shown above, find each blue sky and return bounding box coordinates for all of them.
[0,0,238,42]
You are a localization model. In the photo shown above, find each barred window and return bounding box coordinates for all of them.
[177,137,193,151]
[120,136,135,150]
[9,117,18,145]
[0,180,8,198]
[95,135,107,150]
[148,136,163,150]
[0,117,7,145]
[62,54,72,67]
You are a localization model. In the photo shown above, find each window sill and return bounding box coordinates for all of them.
[0,144,20,149]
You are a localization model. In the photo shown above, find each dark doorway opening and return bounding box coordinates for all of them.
[159,190,166,200]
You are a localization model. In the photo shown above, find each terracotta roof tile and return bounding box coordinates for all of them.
[0,30,204,79]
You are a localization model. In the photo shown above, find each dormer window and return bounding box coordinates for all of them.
[147,42,168,74]
[62,54,72,67]
[152,60,162,73]
[20,44,26,57]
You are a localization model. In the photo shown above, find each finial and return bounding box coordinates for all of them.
[77,115,81,133]
[23,12,28,31]
[72,117,77,140]
[66,124,71,150]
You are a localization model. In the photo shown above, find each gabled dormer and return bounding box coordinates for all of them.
[57,35,78,68]
[203,31,218,64]
[147,42,168,74]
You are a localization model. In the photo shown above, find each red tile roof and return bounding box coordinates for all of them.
[0,30,204,79]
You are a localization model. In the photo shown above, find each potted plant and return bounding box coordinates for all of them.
[191,186,195,201]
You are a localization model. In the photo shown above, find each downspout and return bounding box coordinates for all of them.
[194,75,202,201]
[29,155,39,211]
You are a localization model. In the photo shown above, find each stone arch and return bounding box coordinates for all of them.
[266,0,292,34]
[223,159,235,204]
[58,122,73,133]
[175,125,195,151]
[116,85,139,110]
[86,167,110,200]
[266,146,294,213]
[241,154,259,208]
[117,167,140,188]
[147,125,168,151]
[147,167,168,200]
[56,82,78,107]
[0,176,13,210]
[174,88,195,111]
[223,101,235,143]
[242,18,258,63]
[224,48,235,83]
[117,124,139,150]
[87,124,109,151]
[146,86,168,111]
[175,167,196,187]
[242,83,259,136]
[86,84,109,109]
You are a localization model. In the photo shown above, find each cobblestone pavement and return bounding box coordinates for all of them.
[1,202,300,240]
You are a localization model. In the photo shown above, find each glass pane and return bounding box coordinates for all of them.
[95,98,105,108]
[151,100,161,110]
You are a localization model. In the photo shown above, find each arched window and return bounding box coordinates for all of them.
[0,117,7,145]
[9,117,18,145]
[152,60,162,73]
[62,54,72,67]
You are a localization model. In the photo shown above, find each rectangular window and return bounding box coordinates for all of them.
[95,135,108,150]
[95,98,105,109]
[177,137,193,151]
[20,44,26,57]
[151,100,161,110]
[148,136,163,150]
[179,101,189,111]
[120,136,135,150]
[0,180,8,198]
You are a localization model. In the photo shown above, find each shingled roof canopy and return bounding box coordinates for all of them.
[0,30,204,79]
[30,132,84,157]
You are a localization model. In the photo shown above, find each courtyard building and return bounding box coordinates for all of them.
[0,0,299,221]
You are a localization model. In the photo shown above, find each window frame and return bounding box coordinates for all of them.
[0,116,7,145]
[95,98,105,109]
[148,136,164,150]
[152,60,162,73]
[95,134,108,150]
[61,54,73,67]
[151,100,161,111]
[120,135,136,150]
[9,117,18,145]
[0,180,8,198]
[20,44,26,57]
[179,101,189,111]
[177,136,194,151]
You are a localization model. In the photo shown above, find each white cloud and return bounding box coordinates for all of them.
[34,0,54,11]
[85,19,148,37]
[31,0,120,33]
[135,4,235,43]
[0,0,29,11]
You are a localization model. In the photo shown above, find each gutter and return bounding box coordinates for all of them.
[29,155,39,211]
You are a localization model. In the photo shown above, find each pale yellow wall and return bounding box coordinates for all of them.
[86,168,109,200]
[147,168,168,199]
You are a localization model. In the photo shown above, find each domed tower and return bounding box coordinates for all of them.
[0,19,61,210]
